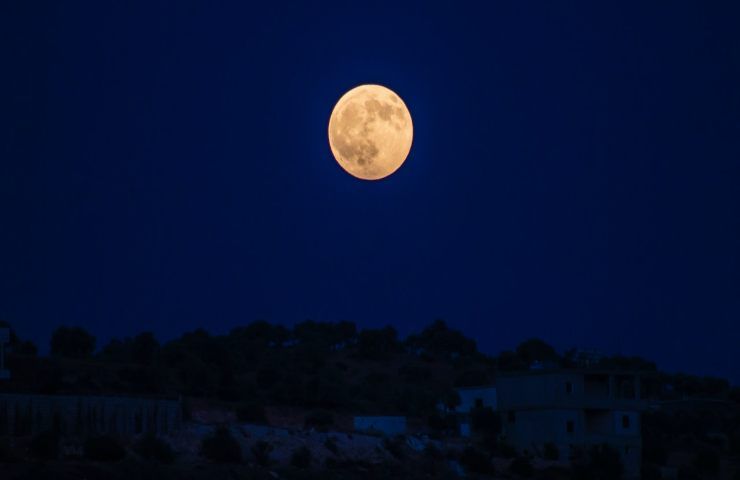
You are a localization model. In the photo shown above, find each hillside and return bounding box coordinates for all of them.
[1,320,740,478]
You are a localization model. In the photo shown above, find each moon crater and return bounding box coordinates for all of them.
[329,84,413,180]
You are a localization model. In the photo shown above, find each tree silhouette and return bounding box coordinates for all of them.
[50,326,95,359]
[405,320,477,359]
[0,320,38,356]
[515,338,560,366]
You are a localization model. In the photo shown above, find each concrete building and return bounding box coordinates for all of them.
[495,370,648,479]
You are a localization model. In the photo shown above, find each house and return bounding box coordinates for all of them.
[495,370,648,479]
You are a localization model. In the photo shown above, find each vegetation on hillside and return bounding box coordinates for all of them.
[1,319,740,478]
[1,320,738,411]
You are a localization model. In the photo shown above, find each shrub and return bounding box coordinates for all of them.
[424,443,443,460]
[256,367,281,389]
[470,407,501,435]
[290,445,312,469]
[643,443,668,466]
[304,411,334,431]
[496,440,518,459]
[509,456,533,477]
[572,444,623,480]
[470,428,495,448]
[641,463,663,480]
[84,435,126,462]
[134,434,175,464]
[236,402,267,424]
[693,448,720,475]
[324,436,339,455]
[459,446,494,475]
[677,466,700,480]
[251,440,273,467]
[201,427,242,463]
[50,326,96,359]
[427,413,458,434]
[383,436,406,460]
[29,431,59,461]
[0,437,18,463]
[543,442,559,461]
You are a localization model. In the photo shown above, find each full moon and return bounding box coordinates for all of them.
[328,84,413,180]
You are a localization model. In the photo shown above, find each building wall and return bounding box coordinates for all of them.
[585,409,612,435]
[353,416,406,436]
[613,410,640,436]
[503,408,583,454]
[496,373,584,408]
[504,407,641,476]
[0,393,181,437]
[456,386,497,412]
[497,372,646,410]
[494,372,645,479]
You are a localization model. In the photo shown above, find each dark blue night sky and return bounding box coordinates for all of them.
[3,2,739,382]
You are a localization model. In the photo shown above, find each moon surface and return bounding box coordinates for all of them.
[328,84,413,180]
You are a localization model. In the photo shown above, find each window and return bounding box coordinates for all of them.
[622,415,630,429]
[507,411,516,424]
[565,382,573,394]
[566,420,574,433]
[475,398,483,408]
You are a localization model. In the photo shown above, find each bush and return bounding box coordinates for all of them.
[383,436,406,460]
[470,407,501,435]
[0,438,18,463]
[427,413,459,434]
[693,448,720,475]
[677,466,700,480]
[236,402,267,424]
[84,435,126,462]
[256,367,281,389]
[251,440,273,467]
[572,444,623,480]
[29,431,59,461]
[543,442,559,461]
[476,434,498,455]
[642,463,663,480]
[324,436,339,455]
[496,440,518,459]
[424,443,443,460]
[201,427,242,463]
[290,445,312,469]
[460,446,494,475]
[509,456,533,477]
[304,410,334,431]
[134,434,175,464]
[643,443,668,466]
[50,326,96,359]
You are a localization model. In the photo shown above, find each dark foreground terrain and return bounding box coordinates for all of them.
[1,320,739,479]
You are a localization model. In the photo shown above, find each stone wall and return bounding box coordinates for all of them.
[0,393,181,437]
